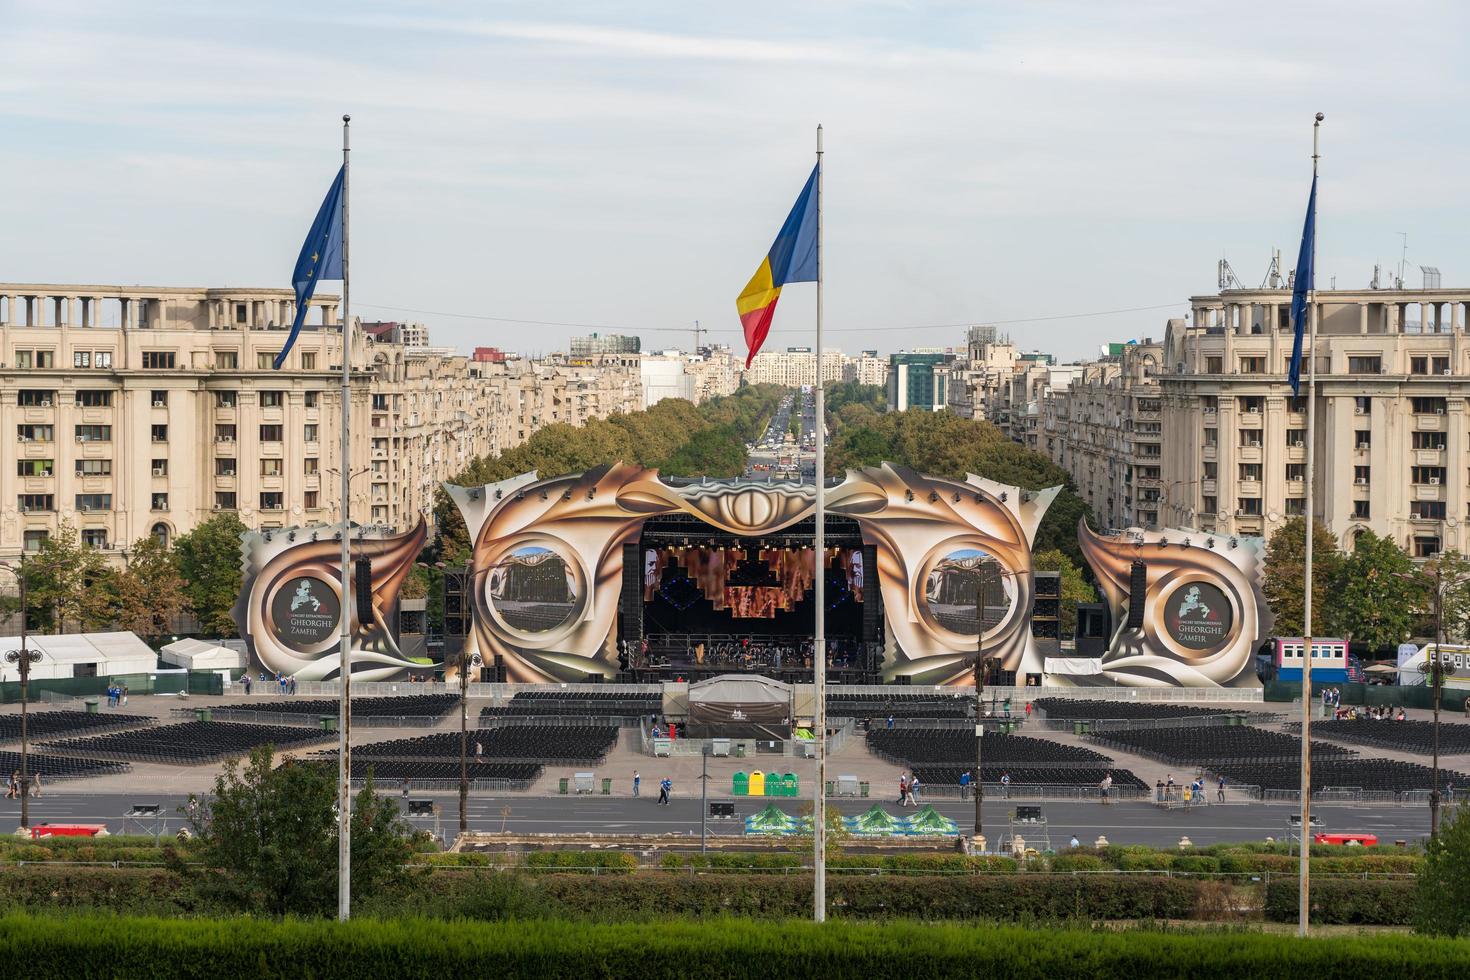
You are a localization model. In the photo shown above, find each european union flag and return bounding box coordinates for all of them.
[276,166,345,369]
[1287,175,1316,396]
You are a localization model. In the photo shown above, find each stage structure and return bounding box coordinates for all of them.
[231,519,428,682]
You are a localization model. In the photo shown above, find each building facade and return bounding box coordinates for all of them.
[569,332,641,357]
[745,347,845,387]
[844,350,889,387]
[887,351,956,411]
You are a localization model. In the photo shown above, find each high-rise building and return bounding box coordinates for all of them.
[887,351,955,411]
[844,350,889,387]
[569,332,641,358]
[745,347,844,387]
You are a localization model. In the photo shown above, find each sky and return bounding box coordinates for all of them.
[3,0,1468,362]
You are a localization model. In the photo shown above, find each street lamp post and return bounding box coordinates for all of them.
[1,554,42,830]
[974,561,1028,843]
[1398,565,1447,837]
[458,640,483,836]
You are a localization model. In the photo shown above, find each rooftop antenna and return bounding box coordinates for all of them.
[1262,249,1284,288]
[692,320,707,353]
[1398,232,1408,289]
[1218,257,1243,290]
[1370,263,1381,289]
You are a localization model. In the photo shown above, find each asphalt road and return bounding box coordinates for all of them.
[15,792,1435,848]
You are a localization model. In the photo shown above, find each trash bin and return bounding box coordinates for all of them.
[558,778,569,795]
[749,770,766,796]
[860,781,869,798]
[825,780,835,797]
[732,771,749,796]
[1072,721,1084,736]
[735,743,747,759]
[200,708,212,723]
[601,778,612,795]
[320,715,337,732]
[84,700,98,715]
[782,773,798,797]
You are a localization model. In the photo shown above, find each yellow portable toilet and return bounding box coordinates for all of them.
[749,770,766,796]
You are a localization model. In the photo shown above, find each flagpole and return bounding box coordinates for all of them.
[337,112,353,923]
[812,122,827,924]
[1298,110,1322,939]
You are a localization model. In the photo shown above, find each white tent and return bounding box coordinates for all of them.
[160,638,246,672]
[0,631,157,683]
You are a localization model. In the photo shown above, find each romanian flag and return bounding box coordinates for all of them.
[737,164,819,367]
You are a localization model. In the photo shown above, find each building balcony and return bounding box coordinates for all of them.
[1237,446,1263,463]
[1238,480,1262,496]
[1415,483,1444,501]
[1415,449,1446,466]
[1416,413,1445,431]
[1237,411,1264,427]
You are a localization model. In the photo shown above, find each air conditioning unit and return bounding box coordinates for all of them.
[1437,408,1446,415]
[1292,441,1305,448]
[39,400,51,407]
[1235,509,1247,517]
[1431,477,1442,485]
[1354,478,1368,486]
[1445,369,1454,376]
[1354,408,1366,415]
[1357,443,1370,451]
[151,467,167,477]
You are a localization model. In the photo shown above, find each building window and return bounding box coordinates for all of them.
[1285,498,1305,516]
[74,424,111,443]
[259,424,284,442]
[151,390,168,408]
[1434,356,1451,374]
[1354,465,1371,485]
[17,390,53,407]
[1203,428,1218,448]
[304,391,319,409]
[73,351,92,369]
[1414,431,1447,450]
[16,459,54,478]
[1287,428,1306,447]
[260,390,284,408]
[235,303,248,324]
[17,494,55,513]
[1353,500,1371,519]
[215,391,238,408]
[1238,396,1264,413]
[1203,495,1217,515]
[1286,396,1307,413]
[1412,500,1447,520]
[1236,498,1262,516]
[215,351,239,369]
[260,459,283,477]
[1286,463,1305,482]
[1354,430,1371,450]
[1239,356,1266,374]
[75,390,113,408]
[151,492,169,511]
[303,424,319,443]
[1411,355,1429,375]
[1412,397,1448,415]
[1347,356,1381,374]
[215,492,237,510]
[74,493,112,512]
[23,530,49,552]
[1200,396,1218,414]
[151,424,168,443]
[152,523,170,548]
[1415,536,1442,559]
[141,351,176,370]
[304,490,319,509]
[1412,466,1446,485]
[94,351,112,369]
[372,394,389,411]
[1239,463,1262,481]
[215,424,237,442]
[301,353,317,370]
[81,529,109,550]
[1202,462,1217,480]
[259,492,284,511]
[1205,356,1223,374]
[18,424,54,443]
[76,459,113,477]
[1238,429,1262,448]
[304,457,319,476]
[215,458,237,477]
[151,459,168,477]
[1354,397,1371,416]
[257,353,277,369]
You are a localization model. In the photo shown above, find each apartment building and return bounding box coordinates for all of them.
[887,351,956,411]
[569,332,641,357]
[746,347,845,387]
[844,350,889,387]
[1156,286,1470,555]
[1039,340,1165,531]
[0,282,642,562]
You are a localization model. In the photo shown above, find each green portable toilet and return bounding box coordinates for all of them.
[732,771,749,796]
[782,773,798,797]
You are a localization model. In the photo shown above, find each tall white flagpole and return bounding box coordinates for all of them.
[1298,110,1322,939]
[337,113,354,923]
[813,123,827,924]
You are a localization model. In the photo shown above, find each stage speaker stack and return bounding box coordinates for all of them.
[1125,560,1148,630]
[618,542,643,649]
[443,569,469,637]
[860,544,883,643]
[1030,571,1060,641]
[354,556,374,625]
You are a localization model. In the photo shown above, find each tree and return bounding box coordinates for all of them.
[1031,549,1098,637]
[172,512,248,636]
[1262,518,1342,636]
[1415,798,1470,936]
[1325,530,1420,651]
[1423,551,1470,646]
[114,535,190,641]
[187,745,415,916]
[22,521,118,634]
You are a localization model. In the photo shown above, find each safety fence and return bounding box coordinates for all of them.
[168,707,445,730]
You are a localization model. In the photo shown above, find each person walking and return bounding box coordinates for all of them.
[897,773,908,806]
[241,674,252,696]
[1165,774,1176,801]
[959,770,971,799]
[633,770,641,798]
[910,773,922,803]
[475,741,484,761]
[658,777,672,805]
[121,685,128,707]
[1217,776,1226,803]
[1099,772,1113,805]
[28,773,41,798]
[1000,772,1011,799]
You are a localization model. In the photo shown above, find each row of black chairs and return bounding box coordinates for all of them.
[481,691,659,718]
[241,695,459,719]
[828,694,973,720]
[867,729,1113,767]
[1090,725,1356,766]
[343,759,542,783]
[347,726,619,763]
[0,711,154,742]
[899,765,1150,791]
[1033,699,1260,722]
[40,721,332,765]
[1213,758,1470,794]
[1294,719,1470,756]
[0,750,131,781]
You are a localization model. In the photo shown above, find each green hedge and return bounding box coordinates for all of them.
[1,914,1469,979]
[1263,876,1417,925]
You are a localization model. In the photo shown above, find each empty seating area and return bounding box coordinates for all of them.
[1034,699,1260,722]
[39,721,332,765]
[239,695,458,719]
[828,693,973,720]
[0,711,153,741]
[343,759,541,784]
[1211,759,1470,794]
[0,750,130,781]
[868,728,1114,767]
[481,691,659,719]
[903,765,1150,791]
[1090,725,1355,767]
[349,725,618,763]
[1299,719,1470,756]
